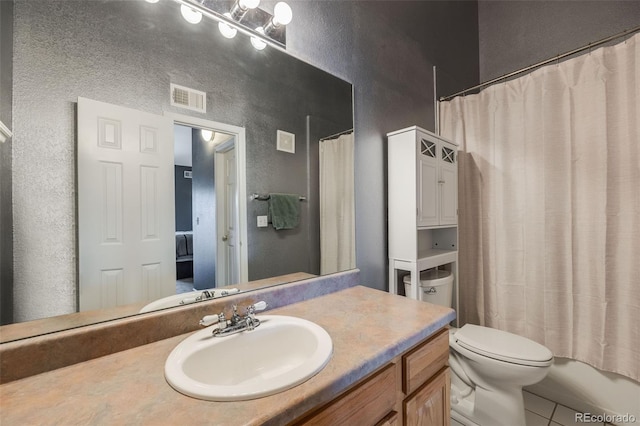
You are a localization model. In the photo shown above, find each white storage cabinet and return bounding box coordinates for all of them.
[387,126,459,320]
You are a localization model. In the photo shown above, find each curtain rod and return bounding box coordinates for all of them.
[440,25,640,102]
[320,128,353,141]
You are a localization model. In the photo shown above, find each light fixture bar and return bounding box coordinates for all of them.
[172,0,287,50]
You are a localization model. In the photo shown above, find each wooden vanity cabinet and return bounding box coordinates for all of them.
[293,328,450,426]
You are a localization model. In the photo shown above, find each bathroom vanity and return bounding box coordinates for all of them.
[0,283,454,425]
[294,326,450,425]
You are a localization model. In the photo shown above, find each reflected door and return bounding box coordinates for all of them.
[77,97,176,311]
[216,144,239,286]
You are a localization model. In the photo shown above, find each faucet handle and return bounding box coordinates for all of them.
[247,301,268,315]
[199,314,222,327]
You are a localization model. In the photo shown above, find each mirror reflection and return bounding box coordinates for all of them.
[1,0,354,341]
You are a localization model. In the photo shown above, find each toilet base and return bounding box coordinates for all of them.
[450,408,479,426]
[450,381,527,426]
[450,381,478,425]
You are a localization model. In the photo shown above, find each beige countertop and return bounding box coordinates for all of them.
[0,285,454,426]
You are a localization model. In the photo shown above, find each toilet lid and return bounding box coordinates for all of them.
[453,324,553,366]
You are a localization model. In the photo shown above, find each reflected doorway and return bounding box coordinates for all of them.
[173,122,244,292]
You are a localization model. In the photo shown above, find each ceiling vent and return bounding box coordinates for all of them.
[170,83,206,113]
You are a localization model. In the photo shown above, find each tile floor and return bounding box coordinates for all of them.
[450,390,616,426]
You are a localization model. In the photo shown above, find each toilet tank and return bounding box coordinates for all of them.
[403,269,454,307]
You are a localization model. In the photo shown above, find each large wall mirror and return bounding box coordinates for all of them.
[2,0,354,342]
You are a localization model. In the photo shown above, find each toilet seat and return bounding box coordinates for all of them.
[453,324,553,367]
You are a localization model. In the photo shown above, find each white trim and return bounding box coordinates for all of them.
[0,121,12,143]
[164,112,248,284]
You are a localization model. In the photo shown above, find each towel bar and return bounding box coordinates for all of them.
[250,193,306,201]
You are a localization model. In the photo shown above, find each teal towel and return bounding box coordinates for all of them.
[268,193,300,230]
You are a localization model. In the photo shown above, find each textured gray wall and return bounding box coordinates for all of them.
[191,129,216,288]
[11,0,351,322]
[285,1,480,292]
[0,0,13,325]
[9,0,480,323]
[478,1,640,82]
[174,166,193,232]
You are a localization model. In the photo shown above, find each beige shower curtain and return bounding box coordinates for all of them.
[319,132,356,275]
[440,33,639,380]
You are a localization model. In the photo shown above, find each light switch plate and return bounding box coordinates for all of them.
[257,215,268,227]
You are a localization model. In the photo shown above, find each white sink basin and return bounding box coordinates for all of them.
[164,315,333,401]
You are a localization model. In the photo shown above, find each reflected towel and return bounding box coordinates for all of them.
[176,234,188,258]
[268,193,300,230]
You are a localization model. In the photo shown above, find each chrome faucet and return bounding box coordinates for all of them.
[179,288,240,305]
[199,301,268,337]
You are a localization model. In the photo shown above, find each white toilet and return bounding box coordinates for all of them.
[448,324,553,426]
[404,270,554,425]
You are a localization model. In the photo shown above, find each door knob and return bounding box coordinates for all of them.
[222,234,229,241]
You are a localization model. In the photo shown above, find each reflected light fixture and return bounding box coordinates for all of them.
[218,13,238,39]
[180,4,202,24]
[264,2,292,36]
[250,27,267,50]
[230,0,260,21]
[201,129,215,142]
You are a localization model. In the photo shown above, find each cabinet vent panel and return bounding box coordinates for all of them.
[421,139,436,158]
[442,146,456,163]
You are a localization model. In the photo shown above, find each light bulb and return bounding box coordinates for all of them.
[180,5,202,24]
[273,2,292,26]
[201,129,215,141]
[250,27,267,50]
[238,0,260,10]
[218,13,238,39]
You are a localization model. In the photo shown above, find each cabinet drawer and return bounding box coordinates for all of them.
[403,328,449,395]
[297,363,397,426]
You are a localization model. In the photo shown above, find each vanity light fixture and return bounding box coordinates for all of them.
[218,13,238,39]
[171,0,292,49]
[250,27,267,50]
[264,2,292,36]
[229,0,260,22]
[180,4,203,24]
[145,0,160,3]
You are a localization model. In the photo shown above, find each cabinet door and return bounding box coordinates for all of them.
[439,144,457,225]
[404,368,450,426]
[417,137,439,227]
[297,364,397,425]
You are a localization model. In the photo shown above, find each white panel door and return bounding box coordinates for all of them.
[78,97,176,311]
